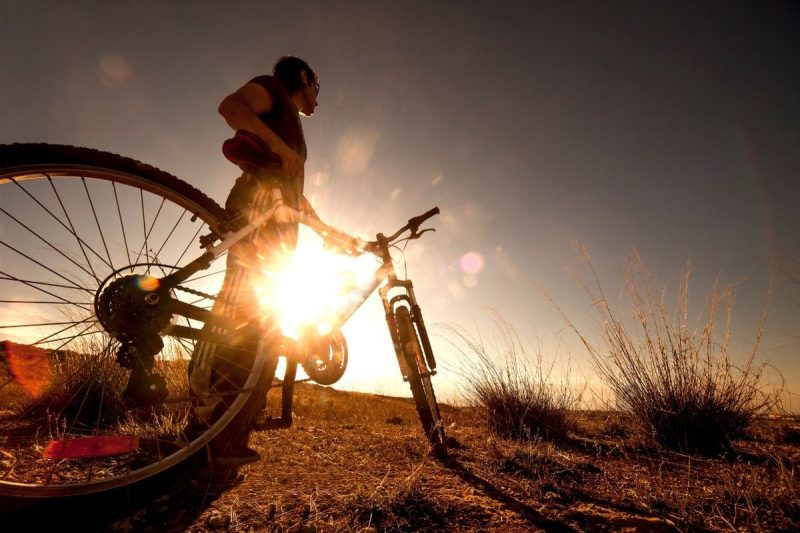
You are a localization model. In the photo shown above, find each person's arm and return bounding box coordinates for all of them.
[218,82,303,180]
[299,195,363,254]
[300,194,320,221]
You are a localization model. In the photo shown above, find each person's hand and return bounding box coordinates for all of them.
[274,204,297,225]
[265,182,297,225]
[323,232,364,256]
[275,144,304,179]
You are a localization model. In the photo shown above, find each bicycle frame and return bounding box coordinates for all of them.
[150,185,440,427]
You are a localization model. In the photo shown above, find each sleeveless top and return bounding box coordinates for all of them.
[225,75,306,213]
[224,75,306,252]
[249,75,306,210]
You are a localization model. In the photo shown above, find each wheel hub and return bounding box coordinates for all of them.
[96,274,172,340]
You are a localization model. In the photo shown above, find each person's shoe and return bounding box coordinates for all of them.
[212,445,261,466]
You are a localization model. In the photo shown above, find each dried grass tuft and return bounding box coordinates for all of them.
[445,315,580,441]
[563,246,782,454]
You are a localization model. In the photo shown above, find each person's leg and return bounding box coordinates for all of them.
[186,172,287,464]
[205,331,261,464]
[210,340,278,464]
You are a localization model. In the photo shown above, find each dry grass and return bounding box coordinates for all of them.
[562,247,781,454]
[3,295,796,530]
[2,335,192,437]
[171,385,798,532]
[443,317,580,441]
[4,379,799,531]
[18,337,128,429]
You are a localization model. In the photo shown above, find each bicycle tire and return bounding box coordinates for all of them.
[0,144,264,499]
[394,306,447,459]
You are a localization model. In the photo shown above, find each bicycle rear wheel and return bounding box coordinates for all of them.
[0,144,260,499]
[394,306,447,459]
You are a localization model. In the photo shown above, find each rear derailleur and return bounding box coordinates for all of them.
[115,337,168,408]
[96,272,172,408]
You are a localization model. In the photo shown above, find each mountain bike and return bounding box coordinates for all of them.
[0,143,446,502]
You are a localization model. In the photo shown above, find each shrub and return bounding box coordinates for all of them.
[16,335,190,434]
[563,247,780,454]
[446,316,579,441]
[19,339,127,428]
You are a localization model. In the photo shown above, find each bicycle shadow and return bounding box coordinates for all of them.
[116,462,245,532]
[443,441,678,532]
[2,455,242,532]
[443,454,578,533]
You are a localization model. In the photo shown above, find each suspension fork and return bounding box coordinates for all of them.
[376,232,437,378]
[375,233,408,379]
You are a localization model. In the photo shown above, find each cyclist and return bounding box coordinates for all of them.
[186,56,321,465]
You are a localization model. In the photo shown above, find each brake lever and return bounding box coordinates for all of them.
[410,228,436,240]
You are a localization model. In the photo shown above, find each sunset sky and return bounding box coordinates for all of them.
[2,2,798,407]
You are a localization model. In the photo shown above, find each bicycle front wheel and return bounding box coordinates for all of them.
[0,144,259,500]
[394,306,447,459]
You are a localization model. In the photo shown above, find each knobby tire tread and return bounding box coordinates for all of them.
[0,143,230,228]
[395,307,447,459]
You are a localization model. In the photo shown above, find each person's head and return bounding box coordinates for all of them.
[273,55,319,116]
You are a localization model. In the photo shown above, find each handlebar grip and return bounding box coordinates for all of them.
[408,207,440,230]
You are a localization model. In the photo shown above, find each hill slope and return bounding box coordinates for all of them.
[95,382,798,532]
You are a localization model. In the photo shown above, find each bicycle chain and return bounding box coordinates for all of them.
[174,284,218,301]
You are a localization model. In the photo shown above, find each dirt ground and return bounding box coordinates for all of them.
[8,383,799,532]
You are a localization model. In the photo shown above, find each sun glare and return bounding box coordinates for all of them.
[253,238,377,340]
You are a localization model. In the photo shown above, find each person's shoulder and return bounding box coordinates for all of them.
[248,75,287,98]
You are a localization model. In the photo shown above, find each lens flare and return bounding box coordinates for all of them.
[96,52,132,88]
[2,341,54,398]
[253,241,376,340]
[135,275,160,292]
[459,251,485,274]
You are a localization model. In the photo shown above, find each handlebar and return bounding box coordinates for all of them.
[384,206,440,243]
[408,207,440,234]
[314,206,440,256]
[261,190,439,257]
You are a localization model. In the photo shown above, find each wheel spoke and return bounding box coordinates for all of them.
[13,340,114,419]
[31,316,98,347]
[0,206,103,282]
[0,269,93,317]
[8,177,112,270]
[32,325,102,347]
[0,299,91,307]
[134,196,166,273]
[152,209,187,266]
[0,240,92,299]
[172,223,205,270]
[0,321,89,329]
[112,181,133,272]
[182,269,226,284]
[47,176,101,284]
[66,339,116,439]
[81,177,115,272]
[0,273,93,292]
[37,342,115,486]
[0,319,99,393]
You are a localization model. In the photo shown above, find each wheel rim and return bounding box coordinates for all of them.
[0,159,258,497]
[395,307,446,450]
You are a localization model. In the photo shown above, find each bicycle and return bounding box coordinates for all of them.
[0,143,446,502]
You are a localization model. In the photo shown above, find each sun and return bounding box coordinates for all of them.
[252,232,377,341]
